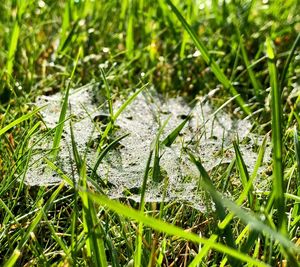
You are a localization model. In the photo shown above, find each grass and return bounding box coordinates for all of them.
[0,0,300,266]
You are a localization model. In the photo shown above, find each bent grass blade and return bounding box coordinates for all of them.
[84,190,269,267]
[166,0,251,115]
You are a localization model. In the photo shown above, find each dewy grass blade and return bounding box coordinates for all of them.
[97,83,147,153]
[166,0,251,115]
[266,37,287,235]
[135,149,153,267]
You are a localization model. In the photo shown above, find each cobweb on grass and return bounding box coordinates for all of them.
[26,84,271,211]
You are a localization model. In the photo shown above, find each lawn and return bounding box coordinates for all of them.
[0,0,300,266]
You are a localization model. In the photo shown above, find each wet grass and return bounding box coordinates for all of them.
[0,0,300,266]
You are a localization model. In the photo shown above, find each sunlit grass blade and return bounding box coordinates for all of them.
[126,1,134,58]
[51,48,82,160]
[219,135,267,229]
[0,107,43,137]
[97,83,147,153]
[189,153,239,266]
[92,133,129,178]
[266,37,287,235]
[135,149,153,267]
[113,83,148,121]
[161,115,191,147]
[45,157,108,266]
[3,183,65,265]
[3,249,21,267]
[5,1,28,84]
[189,234,218,266]
[190,156,300,258]
[84,190,269,266]
[166,0,251,115]
[100,67,114,121]
[233,141,254,208]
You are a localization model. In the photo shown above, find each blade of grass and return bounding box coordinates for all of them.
[0,107,43,137]
[189,153,239,266]
[190,156,300,256]
[100,67,114,121]
[134,148,153,267]
[80,160,108,267]
[219,135,267,229]
[280,32,300,88]
[166,0,251,115]
[51,47,82,160]
[161,115,191,147]
[92,133,129,178]
[97,83,147,153]
[126,0,134,58]
[266,37,287,235]
[5,0,28,84]
[4,182,65,265]
[233,141,254,208]
[84,190,269,266]
[189,234,218,267]
[3,249,21,267]
[238,33,263,97]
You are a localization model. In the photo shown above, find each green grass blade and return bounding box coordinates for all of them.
[280,32,300,88]
[238,34,263,97]
[3,249,21,267]
[84,190,269,267]
[266,37,287,235]
[3,182,66,265]
[161,115,191,147]
[113,83,148,121]
[97,84,147,153]
[294,126,300,184]
[100,67,114,121]
[152,138,161,183]
[51,48,82,160]
[93,133,129,178]
[45,156,108,266]
[166,0,251,115]
[0,107,43,137]
[189,153,239,266]
[189,234,218,266]
[191,158,300,254]
[233,141,254,208]
[134,149,153,267]
[219,136,267,229]
[126,1,134,58]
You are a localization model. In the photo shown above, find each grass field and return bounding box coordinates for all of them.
[0,0,300,266]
